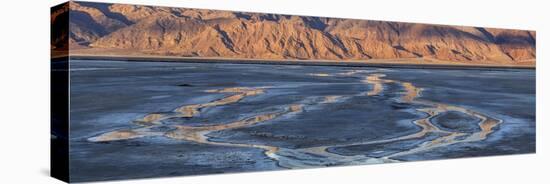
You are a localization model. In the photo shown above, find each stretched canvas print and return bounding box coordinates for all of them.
[51,1,536,183]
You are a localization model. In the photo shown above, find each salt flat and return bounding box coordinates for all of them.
[67,60,535,182]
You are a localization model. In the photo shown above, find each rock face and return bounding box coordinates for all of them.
[61,1,536,63]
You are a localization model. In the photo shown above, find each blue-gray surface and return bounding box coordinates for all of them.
[68,60,535,182]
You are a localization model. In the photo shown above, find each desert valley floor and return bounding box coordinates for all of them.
[67,60,535,182]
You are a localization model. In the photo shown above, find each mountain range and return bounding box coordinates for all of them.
[52,1,536,65]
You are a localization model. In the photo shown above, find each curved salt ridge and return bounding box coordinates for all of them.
[298,73,502,161]
[309,73,332,77]
[383,100,502,158]
[320,95,344,104]
[88,72,502,168]
[165,104,304,155]
[87,127,165,142]
[88,87,266,142]
[362,74,395,96]
[133,87,265,125]
[338,70,372,76]
[87,84,382,167]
